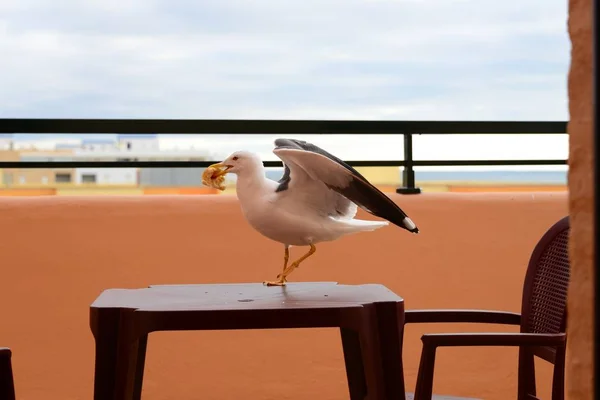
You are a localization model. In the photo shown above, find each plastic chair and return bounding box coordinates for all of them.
[406,216,570,400]
[0,347,16,400]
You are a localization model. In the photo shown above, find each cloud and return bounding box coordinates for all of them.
[0,0,569,121]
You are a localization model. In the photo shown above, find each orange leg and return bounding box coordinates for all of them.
[263,244,316,286]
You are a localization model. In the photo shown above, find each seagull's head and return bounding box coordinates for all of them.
[208,151,262,176]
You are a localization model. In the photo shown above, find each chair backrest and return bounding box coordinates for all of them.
[520,215,570,339]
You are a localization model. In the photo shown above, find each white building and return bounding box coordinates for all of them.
[118,134,159,152]
[0,134,12,150]
[80,137,118,152]
[12,134,82,150]
[74,168,138,185]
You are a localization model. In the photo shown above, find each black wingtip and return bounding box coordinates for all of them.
[404,226,419,234]
[402,217,419,234]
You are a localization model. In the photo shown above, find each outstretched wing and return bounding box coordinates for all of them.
[273,138,419,233]
[273,145,357,220]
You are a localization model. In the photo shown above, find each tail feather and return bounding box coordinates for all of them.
[333,218,389,235]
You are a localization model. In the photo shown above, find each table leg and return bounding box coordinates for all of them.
[113,312,148,400]
[359,306,388,400]
[374,301,407,399]
[341,327,368,400]
[90,308,122,400]
[132,334,148,400]
[91,308,148,400]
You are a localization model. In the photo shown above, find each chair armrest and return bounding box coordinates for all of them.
[422,332,566,347]
[405,309,521,325]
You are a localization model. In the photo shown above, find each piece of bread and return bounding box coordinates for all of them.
[202,167,226,190]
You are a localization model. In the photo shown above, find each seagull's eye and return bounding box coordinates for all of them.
[232,156,239,161]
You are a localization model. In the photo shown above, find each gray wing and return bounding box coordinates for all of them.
[273,146,358,220]
[273,138,419,233]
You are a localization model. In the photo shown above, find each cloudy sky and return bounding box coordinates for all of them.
[0,0,570,164]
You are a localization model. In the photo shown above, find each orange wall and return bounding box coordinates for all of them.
[0,192,567,400]
[566,0,594,398]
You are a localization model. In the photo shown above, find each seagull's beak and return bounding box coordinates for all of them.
[208,162,232,177]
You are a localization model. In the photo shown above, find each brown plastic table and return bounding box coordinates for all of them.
[90,282,406,400]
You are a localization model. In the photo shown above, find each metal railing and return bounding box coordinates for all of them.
[0,118,568,194]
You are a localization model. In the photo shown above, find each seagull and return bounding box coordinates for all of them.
[207,138,419,286]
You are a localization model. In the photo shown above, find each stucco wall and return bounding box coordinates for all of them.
[566,0,594,398]
[0,193,568,399]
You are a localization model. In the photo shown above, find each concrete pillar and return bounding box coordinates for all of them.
[566,0,594,398]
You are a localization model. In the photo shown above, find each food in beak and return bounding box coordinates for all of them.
[202,164,229,191]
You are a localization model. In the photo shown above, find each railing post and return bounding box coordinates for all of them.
[396,133,422,194]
